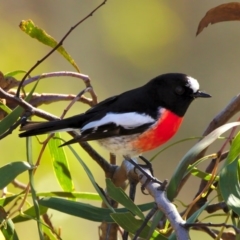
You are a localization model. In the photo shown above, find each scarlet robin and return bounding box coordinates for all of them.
[19,73,211,156]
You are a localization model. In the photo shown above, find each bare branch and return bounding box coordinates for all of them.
[21,72,90,87]
[11,179,28,190]
[122,160,190,240]
[60,87,93,119]
[0,87,59,120]
[184,222,240,234]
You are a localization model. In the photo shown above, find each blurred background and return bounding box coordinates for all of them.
[0,0,239,239]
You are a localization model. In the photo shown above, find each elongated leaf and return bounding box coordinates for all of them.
[26,137,44,239]
[19,20,80,72]
[219,157,240,215]
[39,197,115,222]
[111,212,167,240]
[219,131,240,215]
[0,78,39,135]
[225,131,240,165]
[0,191,101,207]
[66,144,114,211]
[12,205,48,223]
[1,218,19,240]
[189,167,218,181]
[39,197,155,223]
[106,178,144,219]
[197,2,240,35]
[48,133,74,192]
[0,162,32,188]
[4,70,27,77]
[184,154,217,178]
[147,211,164,239]
[0,102,12,114]
[0,194,21,207]
[42,224,58,240]
[167,122,240,201]
[37,191,101,200]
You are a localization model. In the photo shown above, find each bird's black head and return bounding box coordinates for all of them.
[146,73,211,117]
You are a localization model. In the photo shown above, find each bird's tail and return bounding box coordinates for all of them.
[19,114,85,137]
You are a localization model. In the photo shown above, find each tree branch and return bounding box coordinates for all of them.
[122,160,190,240]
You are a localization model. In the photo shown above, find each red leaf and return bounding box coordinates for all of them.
[197,2,240,35]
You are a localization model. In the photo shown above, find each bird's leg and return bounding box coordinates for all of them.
[137,156,163,193]
[138,155,154,176]
[123,156,162,194]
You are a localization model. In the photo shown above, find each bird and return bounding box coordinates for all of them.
[19,73,211,157]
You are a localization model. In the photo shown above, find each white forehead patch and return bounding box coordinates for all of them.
[187,76,199,93]
[186,76,199,93]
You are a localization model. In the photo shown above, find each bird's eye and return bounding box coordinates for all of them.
[175,86,185,95]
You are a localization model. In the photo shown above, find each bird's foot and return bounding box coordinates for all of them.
[123,155,162,195]
[138,155,154,176]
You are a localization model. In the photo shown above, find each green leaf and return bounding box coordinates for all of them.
[106,178,144,219]
[0,78,39,135]
[167,122,240,201]
[189,167,218,181]
[66,144,114,211]
[184,154,216,178]
[147,210,164,239]
[0,162,32,189]
[4,70,27,77]
[26,137,44,239]
[39,197,155,223]
[0,102,12,114]
[12,205,48,223]
[1,218,19,240]
[39,197,115,222]
[0,191,101,208]
[48,133,74,192]
[37,191,101,201]
[42,224,58,240]
[219,157,240,215]
[111,212,167,240]
[219,131,240,215]
[225,131,240,165]
[19,19,80,72]
[0,194,21,207]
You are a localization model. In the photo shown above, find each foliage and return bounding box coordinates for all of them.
[0,2,240,240]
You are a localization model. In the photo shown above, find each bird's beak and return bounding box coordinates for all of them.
[192,90,211,98]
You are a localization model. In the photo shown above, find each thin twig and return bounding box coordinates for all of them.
[184,222,240,234]
[132,204,158,240]
[60,87,92,119]
[205,202,228,214]
[11,179,28,190]
[7,91,94,108]
[16,1,107,97]
[0,87,59,120]
[21,72,90,87]
[20,71,98,106]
